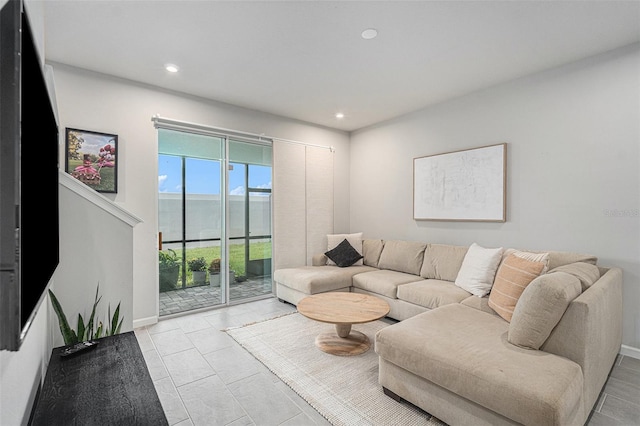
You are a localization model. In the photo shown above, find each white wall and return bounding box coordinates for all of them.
[350,44,640,351]
[50,63,351,325]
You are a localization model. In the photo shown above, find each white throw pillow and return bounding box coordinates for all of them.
[326,233,363,266]
[503,248,550,274]
[455,243,504,297]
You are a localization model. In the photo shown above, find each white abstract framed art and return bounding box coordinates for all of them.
[413,143,506,222]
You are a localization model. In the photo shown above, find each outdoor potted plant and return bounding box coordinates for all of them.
[208,258,236,286]
[208,258,221,287]
[159,249,181,292]
[188,256,208,285]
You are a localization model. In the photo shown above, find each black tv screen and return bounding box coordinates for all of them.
[0,0,60,351]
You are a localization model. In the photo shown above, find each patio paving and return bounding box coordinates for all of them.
[159,277,274,317]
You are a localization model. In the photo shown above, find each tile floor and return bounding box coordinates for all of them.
[135,297,331,426]
[136,298,640,426]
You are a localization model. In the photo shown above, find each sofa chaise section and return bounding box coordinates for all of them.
[375,266,623,426]
[376,304,584,425]
[274,261,376,305]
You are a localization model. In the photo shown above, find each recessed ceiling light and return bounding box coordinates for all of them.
[335,112,345,119]
[361,28,378,40]
[165,63,179,73]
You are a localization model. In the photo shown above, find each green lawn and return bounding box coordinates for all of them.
[161,241,271,289]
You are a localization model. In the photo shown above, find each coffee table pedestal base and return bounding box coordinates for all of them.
[315,330,370,356]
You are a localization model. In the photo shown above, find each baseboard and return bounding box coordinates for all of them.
[620,344,640,360]
[133,316,159,329]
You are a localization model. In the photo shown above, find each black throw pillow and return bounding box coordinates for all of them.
[325,238,363,267]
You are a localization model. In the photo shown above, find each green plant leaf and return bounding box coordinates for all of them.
[77,314,86,342]
[48,289,78,346]
[86,284,102,340]
[95,321,103,339]
[109,303,122,336]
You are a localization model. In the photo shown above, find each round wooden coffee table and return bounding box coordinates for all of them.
[297,292,390,356]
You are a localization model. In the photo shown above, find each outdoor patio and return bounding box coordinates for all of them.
[159,277,274,317]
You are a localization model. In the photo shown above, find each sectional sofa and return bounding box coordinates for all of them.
[273,236,623,426]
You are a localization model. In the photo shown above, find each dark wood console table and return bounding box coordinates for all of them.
[30,331,168,426]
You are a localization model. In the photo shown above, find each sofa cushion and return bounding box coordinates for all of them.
[397,279,471,309]
[273,265,375,294]
[375,304,583,426]
[547,251,597,270]
[502,248,550,273]
[460,295,500,316]
[454,243,504,297]
[550,262,600,291]
[419,244,468,281]
[352,270,421,299]
[377,240,427,275]
[508,271,582,350]
[324,238,363,267]
[362,239,384,267]
[326,233,363,266]
[488,253,546,322]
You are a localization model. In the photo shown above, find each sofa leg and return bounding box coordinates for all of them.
[382,387,403,403]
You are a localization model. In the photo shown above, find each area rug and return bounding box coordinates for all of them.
[225,312,445,426]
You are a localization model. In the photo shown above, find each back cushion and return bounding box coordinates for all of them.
[377,240,427,275]
[549,262,601,291]
[420,244,469,282]
[362,239,384,267]
[508,271,582,350]
[547,251,597,270]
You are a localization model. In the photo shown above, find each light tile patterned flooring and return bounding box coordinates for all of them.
[136,298,640,426]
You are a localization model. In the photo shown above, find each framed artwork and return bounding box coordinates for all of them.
[413,143,506,222]
[65,128,118,193]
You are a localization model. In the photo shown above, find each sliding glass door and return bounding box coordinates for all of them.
[228,140,273,303]
[157,128,272,316]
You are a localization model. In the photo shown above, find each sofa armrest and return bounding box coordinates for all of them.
[542,267,622,416]
[312,253,327,266]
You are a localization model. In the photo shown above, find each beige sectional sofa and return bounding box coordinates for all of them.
[273,238,623,426]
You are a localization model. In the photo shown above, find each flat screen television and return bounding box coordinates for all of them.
[0,0,60,351]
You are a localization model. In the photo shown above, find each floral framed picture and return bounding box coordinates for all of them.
[65,128,118,193]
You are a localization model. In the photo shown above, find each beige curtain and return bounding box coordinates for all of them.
[273,141,334,269]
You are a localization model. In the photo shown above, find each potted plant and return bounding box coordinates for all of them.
[208,258,221,287]
[188,256,207,285]
[159,249,180,292]
[49,283,123,346]
[208,258,236,286]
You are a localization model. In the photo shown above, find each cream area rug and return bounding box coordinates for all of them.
[225,312,445,426]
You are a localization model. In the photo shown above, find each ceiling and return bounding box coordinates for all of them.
[39,1,640,132]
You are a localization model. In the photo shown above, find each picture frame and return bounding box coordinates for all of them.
[65,128,118,193]
[413,143,506,222]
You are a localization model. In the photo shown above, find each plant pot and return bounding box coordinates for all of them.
[159,265,180,292]
[247,258,272,277]
[209,271,235,286]
[192,270,207,285]
[209,272,220,287]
